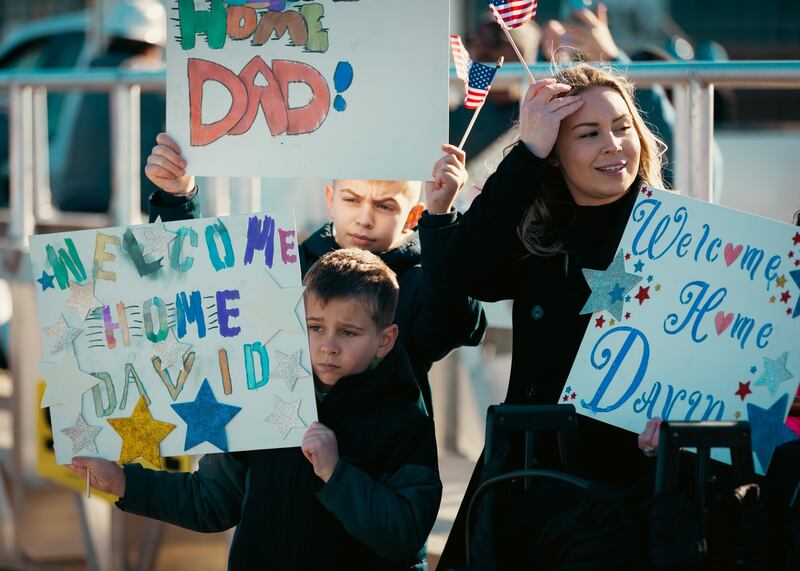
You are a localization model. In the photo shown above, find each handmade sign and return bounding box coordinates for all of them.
[30,211,315,466]
[167,0,449,180]
[563,188,800,473]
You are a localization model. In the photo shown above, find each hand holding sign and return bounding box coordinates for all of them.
[145,133,195,197]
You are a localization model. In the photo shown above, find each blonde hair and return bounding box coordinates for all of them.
[517,63,666,256]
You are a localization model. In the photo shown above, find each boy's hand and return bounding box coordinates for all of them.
[638,417,663,458]
[70,457,126,497]
[302,422,339,482]
[145,133,195,196]
[426,145,468,214]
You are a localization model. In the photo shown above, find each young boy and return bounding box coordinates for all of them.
[72,249,442,570]
[145,133,487,416]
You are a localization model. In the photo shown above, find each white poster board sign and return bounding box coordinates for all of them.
[166,0,449,180]
[30,211,316,465]
[563,189,800,473]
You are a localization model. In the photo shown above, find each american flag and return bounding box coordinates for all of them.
[486,0,538,29]
[450,35,470,84]
[465,62,498,110]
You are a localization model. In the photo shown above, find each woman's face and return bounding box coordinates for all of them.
[553,86,641,206]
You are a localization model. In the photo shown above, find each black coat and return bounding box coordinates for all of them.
[120,346,442,570]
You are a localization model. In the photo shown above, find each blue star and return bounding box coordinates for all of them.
[37,271,55,291]
[647,275,654,283]
[580,250,642,321]
[754,352,794,398]
[565,386,572,394]
[633,260,645,273]
[625,295,631,303]
[609,284,626,303]
[171,379,242,452]
[750,366,757,375]
[790,269,800,318]
[747,393,798,471]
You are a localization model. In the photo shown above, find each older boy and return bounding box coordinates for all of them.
[72,249,441,570]
[145,133,486,416]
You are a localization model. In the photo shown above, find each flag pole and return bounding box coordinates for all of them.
[458,57,504,150]
[490,5,535,84]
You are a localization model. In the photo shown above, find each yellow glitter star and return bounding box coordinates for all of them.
[107,397,175,468]
[770,296,776,304]
[609,319,616,326]
[734,411,742,419]
[776,275,787,288]
[655,284,662,292]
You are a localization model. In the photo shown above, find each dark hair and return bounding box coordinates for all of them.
[303,249,399,329]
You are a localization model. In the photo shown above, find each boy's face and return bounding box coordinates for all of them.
[326,180,424,253]
[305,294,398,389]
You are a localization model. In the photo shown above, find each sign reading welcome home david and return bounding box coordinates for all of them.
[167,0,449,180]
[30,211,316,466]
[563,188,800,473]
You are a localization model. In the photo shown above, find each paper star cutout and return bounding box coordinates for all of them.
[43,314,82,354]
[754,352,794,398]
[64,280,103,321]
[40,354,100,414]
[793,232,800,246]
[735,381,752,401]
[609,284,626,302]
[633,260,645,273]
[780,290,792,304]
[135,216,177,258]
[790,269,800,318]
[153,329,192,372]
[271,350,310,391]
[61,414,102,456]
[747,393,798,471]
[171,379,242,452]
[240,275,305,343]
[580,250,642,321]
[265,396,305,439]
[634,286,651,305]
[595,316,606,328]
[37,271,55,291]
[107,397,176,468]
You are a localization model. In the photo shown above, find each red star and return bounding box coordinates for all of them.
[781,290,792,304]
[595,316,606,328]
[647,191,653,198]
[789,251,795,258]
[625,252,631,260]
[796,260,800,267]
[634,286,651,305]
[625,312,631,320]
[640,188,647,195]
[570,392,577,400]
[788,308,793,316]
[735,381,752,401]
[562,395,569,402]
[793,232,800,246]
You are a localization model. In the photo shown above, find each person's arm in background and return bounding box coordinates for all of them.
[145,133,201,223]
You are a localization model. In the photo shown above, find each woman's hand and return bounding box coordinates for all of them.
[519,78,584,159]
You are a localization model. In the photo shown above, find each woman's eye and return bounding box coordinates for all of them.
[616,125,632,132]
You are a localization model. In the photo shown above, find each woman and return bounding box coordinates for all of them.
[438,63,667,567]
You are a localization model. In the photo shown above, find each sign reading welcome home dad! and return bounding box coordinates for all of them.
[564,189,800,473]
[30,211,316,466]
[167,0,449,180]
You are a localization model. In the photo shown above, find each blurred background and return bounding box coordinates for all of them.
[0,1,798,570]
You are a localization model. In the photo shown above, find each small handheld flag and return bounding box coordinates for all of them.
[486,0,538,29]
[488,3,536,83]
[450,35,499,110]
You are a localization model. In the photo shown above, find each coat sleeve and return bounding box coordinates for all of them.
[314,419,442,562]
[148,188,201,223]
[443,143,549,302]
[411,210,488,363]
[116,452,247,532]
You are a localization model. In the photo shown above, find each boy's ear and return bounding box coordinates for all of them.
[375,324,399,359]
[325,185,335,218]
[403,203,425,231]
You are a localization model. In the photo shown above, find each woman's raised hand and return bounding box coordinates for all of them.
[519,78,584,159]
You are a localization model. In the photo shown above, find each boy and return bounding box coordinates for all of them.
[72,249,442,570]
[145,133,487,416]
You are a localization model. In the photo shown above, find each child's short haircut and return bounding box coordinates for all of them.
[303,249,400,329]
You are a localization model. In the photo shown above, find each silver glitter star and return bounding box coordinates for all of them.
[754,352,794,398]
[271,350,310,391]
[265,396,306,439]
[153,329,192,373]
[43,314,83,355]
[61,413,102,456]
[239,275,305,344]
[134,216,177,258]
[64,280,103,321]
[580,249,643,321]
[40,353,101,415]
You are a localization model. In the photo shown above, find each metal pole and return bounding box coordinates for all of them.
[229,178,261,214]
[672,82,691,195]
[8,84,35,248]
[203,177,231,217]
[110,84,142,226]
[32,87,54,221]
[689,79,715,203]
